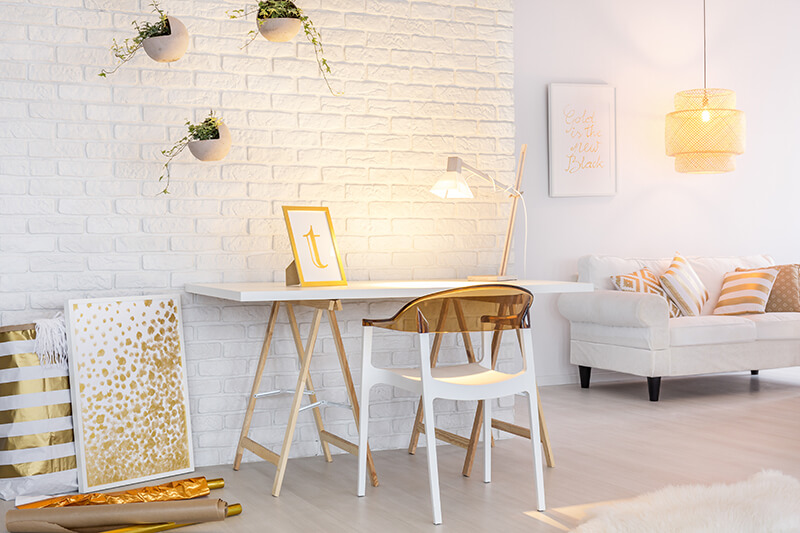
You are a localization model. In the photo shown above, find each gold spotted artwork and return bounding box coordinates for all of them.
[65,295,194,492]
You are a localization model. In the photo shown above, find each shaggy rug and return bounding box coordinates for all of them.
[572,471,800,532]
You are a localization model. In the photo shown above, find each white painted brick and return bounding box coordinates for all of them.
[1,0,515,465]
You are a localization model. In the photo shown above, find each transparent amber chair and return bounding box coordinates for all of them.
[356,285,545,524]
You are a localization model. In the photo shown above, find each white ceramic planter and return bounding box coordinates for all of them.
[257,17,302,42]
[187,121,231,162]
[142,16,189,62]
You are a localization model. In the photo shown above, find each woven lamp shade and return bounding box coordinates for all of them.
[665,88,745,173]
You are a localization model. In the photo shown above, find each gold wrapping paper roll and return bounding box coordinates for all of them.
[6,498,231,533]
[19,478,224,509]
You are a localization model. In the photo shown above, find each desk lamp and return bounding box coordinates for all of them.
[430,145,527,281]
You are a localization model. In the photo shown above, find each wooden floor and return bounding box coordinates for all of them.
[3,369,800,532]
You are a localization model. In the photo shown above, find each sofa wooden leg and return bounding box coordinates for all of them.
[578,366,591,389]
[647,377,661,402]
[751,370,759,375]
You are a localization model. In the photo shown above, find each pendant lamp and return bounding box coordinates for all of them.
[665,0,745,173]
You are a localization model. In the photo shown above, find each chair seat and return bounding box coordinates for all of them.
[387,363,523,386]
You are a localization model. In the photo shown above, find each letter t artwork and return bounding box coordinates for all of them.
[282,206,347,286]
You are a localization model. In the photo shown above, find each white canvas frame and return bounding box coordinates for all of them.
[65,294,194,492]
[548,83,617,197]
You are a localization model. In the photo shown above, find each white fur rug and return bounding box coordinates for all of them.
[573,471,800,532]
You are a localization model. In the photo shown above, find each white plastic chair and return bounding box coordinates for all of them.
[356,284,546,524]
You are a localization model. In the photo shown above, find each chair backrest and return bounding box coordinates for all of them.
[362,284,533,334]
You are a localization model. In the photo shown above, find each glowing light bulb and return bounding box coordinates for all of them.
[701,109,711,122]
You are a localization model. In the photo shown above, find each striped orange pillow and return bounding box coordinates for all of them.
[714,268,779,315]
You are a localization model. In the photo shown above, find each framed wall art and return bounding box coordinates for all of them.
[65,295,194,492]
[282,205,347,286]
[548,83,617,197]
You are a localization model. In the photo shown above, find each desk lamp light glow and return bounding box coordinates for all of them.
[430,145,528,281]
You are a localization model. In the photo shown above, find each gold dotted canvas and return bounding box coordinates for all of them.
[66,295,194,492]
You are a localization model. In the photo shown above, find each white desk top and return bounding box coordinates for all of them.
[184,279,593,303]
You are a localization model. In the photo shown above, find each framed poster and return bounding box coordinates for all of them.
[548,83,616,197]
[282,205,347,286]
[65,294,194,492]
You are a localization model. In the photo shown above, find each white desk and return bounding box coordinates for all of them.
[185,279,592,495]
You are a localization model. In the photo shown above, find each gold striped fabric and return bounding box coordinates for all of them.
[660,253,709,317]
[714,268,779,315]
[0,324,78,497]
[610,268,682,318]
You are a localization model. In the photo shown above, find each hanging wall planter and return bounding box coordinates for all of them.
[188,121,232,162]
[158,111,231,195]
[257,16,302,42]
[141,16,189,62]
[227,1,338,94]
[100,1,189,77]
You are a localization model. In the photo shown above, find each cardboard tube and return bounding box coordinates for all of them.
[6,499,229,533]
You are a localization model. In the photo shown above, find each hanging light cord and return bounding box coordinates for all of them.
[703,0,707,89]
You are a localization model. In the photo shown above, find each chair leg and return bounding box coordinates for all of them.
[483,399,491,483]
[521,328,545,512]
[422,393,442,525]
[526,390,546,512]
[357,327,373,497]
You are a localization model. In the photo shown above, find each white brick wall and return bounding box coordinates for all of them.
[0,0,516,467]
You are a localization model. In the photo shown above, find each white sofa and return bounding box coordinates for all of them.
[558,255,800,400]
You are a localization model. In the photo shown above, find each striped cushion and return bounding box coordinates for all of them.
[610,268,682,318]
[737,264,800,312]
[714,268,779,315]
[660,253,709,317]
[0,324,78,500]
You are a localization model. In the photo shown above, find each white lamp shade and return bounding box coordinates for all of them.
[429,173,474,199]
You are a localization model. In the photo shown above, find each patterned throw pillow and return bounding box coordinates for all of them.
[737,264,800,312]
[610,268,682,318]
[660,253,709,316]
[714,268,780,315]
[0,323,78,500]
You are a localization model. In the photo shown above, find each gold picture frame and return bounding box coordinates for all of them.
[282,206,347,287]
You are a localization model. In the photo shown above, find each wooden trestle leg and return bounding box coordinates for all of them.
[233,299,379,498]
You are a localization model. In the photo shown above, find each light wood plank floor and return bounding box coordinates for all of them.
[3,369,799,532]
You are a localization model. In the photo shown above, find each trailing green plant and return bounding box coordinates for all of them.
[158,111,223,195]
[99,1,171,77]
[227,1,338,95]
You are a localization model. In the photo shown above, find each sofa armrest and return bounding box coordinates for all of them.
[557,290,669,328]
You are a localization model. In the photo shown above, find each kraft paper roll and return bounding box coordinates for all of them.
[6,498,229,533]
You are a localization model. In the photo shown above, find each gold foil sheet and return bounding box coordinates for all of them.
[0,456,77,479]
[19,477,216,509]
[0,352,41,370]
[0,376,70,397]
[0,429,74,451]
[0,403,72,425]
[0,326,35,343]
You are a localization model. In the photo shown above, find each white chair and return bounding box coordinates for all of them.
[356,285,546,524]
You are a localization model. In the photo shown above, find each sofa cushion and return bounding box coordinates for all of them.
[737,264,800,313]
[743,313,800,340]
[610,268,682,318]
[661,253,709,317]
[689,255,774,314]
[669,316,756,346]
[713,268,779,316]
[577,255,773,302]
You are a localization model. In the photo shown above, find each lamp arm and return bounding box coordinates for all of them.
[459,161,521,197]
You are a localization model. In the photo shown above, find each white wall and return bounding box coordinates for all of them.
[514,0,800,384]
[0,0,517,467]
